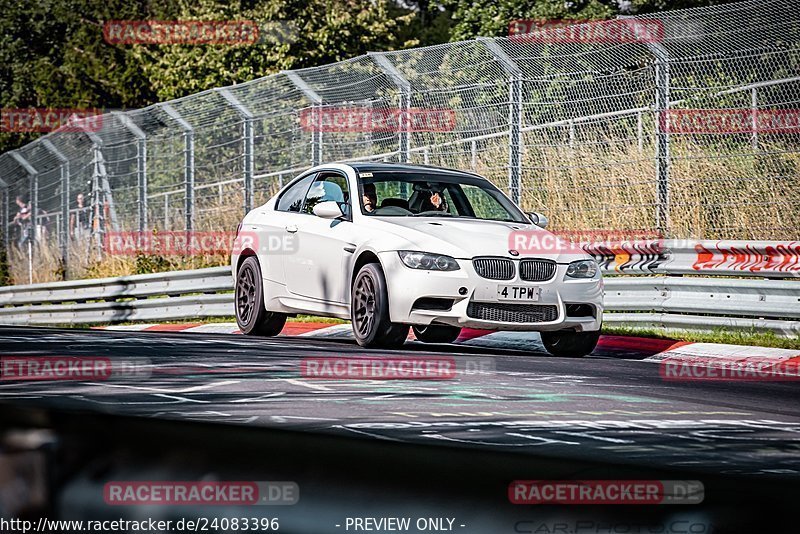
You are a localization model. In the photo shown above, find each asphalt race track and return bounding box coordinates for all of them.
[1,325,799,478]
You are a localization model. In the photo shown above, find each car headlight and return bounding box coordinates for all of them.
[398,251,460,271]
[566,259,598,278]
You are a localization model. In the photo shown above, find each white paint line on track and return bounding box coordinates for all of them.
[101,324,158,331]
[83,379,241,394]
[283,378,333,391]
[297,324,353,338]
[183,323,239,334]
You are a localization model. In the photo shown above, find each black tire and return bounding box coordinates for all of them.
[351,263,408,349]
[412,324,461,344]
[541,329,600,357]
[235,256,287,336]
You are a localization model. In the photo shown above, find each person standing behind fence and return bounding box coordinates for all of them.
[70,193,90,240]
[12,196,33,248]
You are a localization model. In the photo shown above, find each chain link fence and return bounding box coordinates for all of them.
[1,0,799,281]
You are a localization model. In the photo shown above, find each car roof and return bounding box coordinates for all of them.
[341,161,484,179]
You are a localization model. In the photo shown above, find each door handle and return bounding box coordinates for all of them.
[285,225,298,233]
[343,246,356,253]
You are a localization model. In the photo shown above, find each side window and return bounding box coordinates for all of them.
[303,172,350,216]
[276,174,316,212]
[462,184,509,220]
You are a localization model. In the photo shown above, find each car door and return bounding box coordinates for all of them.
[257,172,317,286]
[284,171,358,304]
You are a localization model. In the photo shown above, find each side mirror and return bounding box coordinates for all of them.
[527,212,549,229]
[313,200,345,219]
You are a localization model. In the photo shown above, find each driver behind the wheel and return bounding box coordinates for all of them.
[418,186,448,213]
[362,183,378,213]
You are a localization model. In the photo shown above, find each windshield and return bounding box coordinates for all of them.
[358,171,528,223]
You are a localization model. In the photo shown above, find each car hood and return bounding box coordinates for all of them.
[364,217,589,263]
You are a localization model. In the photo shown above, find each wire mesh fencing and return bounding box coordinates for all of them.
[1,0,799,281]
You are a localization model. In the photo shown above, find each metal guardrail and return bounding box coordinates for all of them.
[0,239,798,336]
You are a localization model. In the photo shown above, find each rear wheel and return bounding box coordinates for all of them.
[541,329,600,357]
[235,256,287,336]
[412,324,461,344]
[351,263,408,349]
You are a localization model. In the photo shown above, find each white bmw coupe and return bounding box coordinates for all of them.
[232,163,603,356]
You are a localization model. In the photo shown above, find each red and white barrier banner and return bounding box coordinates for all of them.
[580,239,800,277]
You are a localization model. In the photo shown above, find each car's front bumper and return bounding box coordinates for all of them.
[379,251,603,332]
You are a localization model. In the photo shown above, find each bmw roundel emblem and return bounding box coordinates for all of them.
[509,250,520,256]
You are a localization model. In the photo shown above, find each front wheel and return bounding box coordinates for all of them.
[412,325,461,344]
[235,256,287,336]
[351,263,408,349]
[541,329,600,357]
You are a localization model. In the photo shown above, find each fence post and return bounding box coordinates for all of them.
[622,16,672,235]
[478,38,523,204]
[284,71,323,167]
[112,112,148,232]
[160,104,195,234]
[41,139,70,279]
[369,52,411,163]
[651,43,671,235]
[217,88,255,214]
[751,87,758,151]
[1,185,8,260]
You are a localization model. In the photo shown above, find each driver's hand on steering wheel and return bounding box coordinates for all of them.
[430,192,447,211]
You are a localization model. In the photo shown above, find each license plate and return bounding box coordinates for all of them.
[497,285,540,301]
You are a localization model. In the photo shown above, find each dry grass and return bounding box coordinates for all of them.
[7,137,799,284]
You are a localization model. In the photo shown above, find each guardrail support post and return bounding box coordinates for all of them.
[41,139,70,279]
[369,52,412,164]
[284,71,324,167]
[478,38,523,204]
[160,104,195,233]
[112,112,148,232]
[217,88,255,214]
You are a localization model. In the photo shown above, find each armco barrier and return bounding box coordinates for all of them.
[0,240,798,336]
